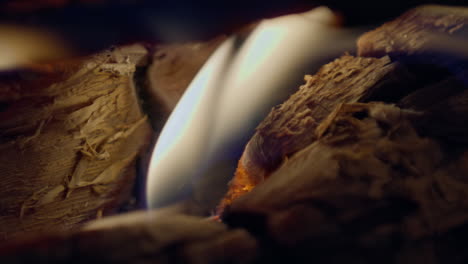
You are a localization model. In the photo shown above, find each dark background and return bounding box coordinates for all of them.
[0,0,467,54]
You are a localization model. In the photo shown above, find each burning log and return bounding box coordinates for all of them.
[0,210,258,264]
[218,54,418,210]
[219,4,468,212]
[0,46,151,241]
[219,4,468,264]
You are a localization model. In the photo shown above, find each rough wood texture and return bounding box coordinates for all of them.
[0,210,258,264]
[1,4,468,264]
[357,4,468,147]
[357,5,468,58]
[0,46,152,241]
[219,4,468,264]
[223,103,468,264]
[218,55,417,211]
[220,4,468,212]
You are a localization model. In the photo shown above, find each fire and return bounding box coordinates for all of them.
[147,6,348,211]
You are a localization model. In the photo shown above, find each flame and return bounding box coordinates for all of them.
[146,6,359,211]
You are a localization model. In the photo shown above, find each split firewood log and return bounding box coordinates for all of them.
[218,54,418,210]
[0,45,151,241]
[0,22,232,245]
[357,4,468,85]
[0,209,258,264]
[357,5,468,59]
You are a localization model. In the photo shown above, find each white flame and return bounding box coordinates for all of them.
[146,7,359,209]
[146,37,238,208]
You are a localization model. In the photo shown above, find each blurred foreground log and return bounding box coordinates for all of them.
[0,210,258,264]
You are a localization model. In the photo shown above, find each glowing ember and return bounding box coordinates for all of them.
[218,159,257,211]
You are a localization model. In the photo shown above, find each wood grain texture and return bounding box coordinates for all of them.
[0,46,152,241]
[219,5,468,264]
[218,55,417,211]
[224,102,468,264]
[357,5,468,58]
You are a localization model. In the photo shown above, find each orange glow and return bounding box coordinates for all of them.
[217,158,258,214]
